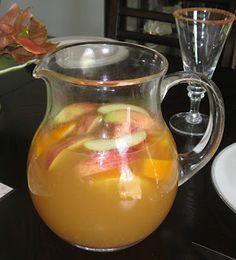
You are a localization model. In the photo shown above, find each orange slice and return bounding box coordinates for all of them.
[35,122,76,156]
[142,159,176,182]
[50,122,76,140]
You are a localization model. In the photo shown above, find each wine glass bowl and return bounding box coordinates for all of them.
[169,7,235,136]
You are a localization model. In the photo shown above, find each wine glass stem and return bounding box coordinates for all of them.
[186,85,206,124]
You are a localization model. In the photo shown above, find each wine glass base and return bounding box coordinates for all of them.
[169,112,208,136]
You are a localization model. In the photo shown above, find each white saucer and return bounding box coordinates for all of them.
[211,143,236,213]
[0,36,116,75]
[52,36,128,69]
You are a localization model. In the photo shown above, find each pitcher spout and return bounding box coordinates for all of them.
[33,54,51,79]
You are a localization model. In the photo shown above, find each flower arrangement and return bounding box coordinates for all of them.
[0,3,57,69]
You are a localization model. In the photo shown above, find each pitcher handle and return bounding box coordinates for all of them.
[161,71,225,186]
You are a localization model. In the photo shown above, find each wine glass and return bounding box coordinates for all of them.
[169,7,235,136]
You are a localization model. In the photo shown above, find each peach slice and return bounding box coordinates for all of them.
[54,102,97,124]
[104,110,155,130]
[47,136,91,171]
[98,103,149,115]
[83,130,147,152]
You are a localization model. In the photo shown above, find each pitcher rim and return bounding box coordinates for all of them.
[34,41,169,87]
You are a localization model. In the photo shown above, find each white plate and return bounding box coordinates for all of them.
[50,36,114,46]
[52,37,128,69]
[211,143,236,213]
[0,36,114,75]
[0,58,37,75]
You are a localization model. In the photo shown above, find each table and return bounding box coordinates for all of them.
[0,64,235,260]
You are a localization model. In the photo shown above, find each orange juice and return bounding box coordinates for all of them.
[27,102,179,250]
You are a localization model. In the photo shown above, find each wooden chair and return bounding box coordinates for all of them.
[105,0,178,48]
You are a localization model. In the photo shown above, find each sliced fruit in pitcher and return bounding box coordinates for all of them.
[104,110,155,130]
[101,121,131,138]
[86,115,103,133]
[50,121,76,139]
[83,130,147,151]
[142,159,176,182]
[47,136,91,170]
[34,121,76,156]
[98,103,149,115]
[75,114,102,135]
[77,150,143,199]
[54,102,97,124]
[76,149,140,176]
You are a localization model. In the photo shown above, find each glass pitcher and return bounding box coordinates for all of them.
[27,41,224,251]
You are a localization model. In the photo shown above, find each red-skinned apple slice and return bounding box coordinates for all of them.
[103,122,138,138]
[54,102,97,124]
[83,130,147,152]
[104,110,155,130]
[77,149,140,176]
[75,114,102,135]
[47,136,91,171]
[48,112,102,170]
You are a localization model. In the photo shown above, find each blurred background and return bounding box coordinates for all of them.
[0,0,235,68]
[0,0,105,37]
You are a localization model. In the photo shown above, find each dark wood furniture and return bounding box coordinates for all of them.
[105,0,236,68]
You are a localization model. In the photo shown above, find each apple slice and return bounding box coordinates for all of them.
[83,130,147,152]
[75,114,103,135]
[104,122,136,138]
[98,103,149,115]
[87,115,103,133]
[104,110,155,130]
[77,149,140,176]
[47,136,91,171]
[54,102,97,124]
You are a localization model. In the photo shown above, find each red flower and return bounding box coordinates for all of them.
[0,3,57,64]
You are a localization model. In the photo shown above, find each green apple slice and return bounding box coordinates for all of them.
[54,102,97,124]
[97,103,149,116]
[48,137,92,171]
[83,130,146,151]
[104,110,127,123]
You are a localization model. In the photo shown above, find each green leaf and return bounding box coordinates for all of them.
[0,54,17,70]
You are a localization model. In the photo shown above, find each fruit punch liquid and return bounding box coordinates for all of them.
[28,102,179,250]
